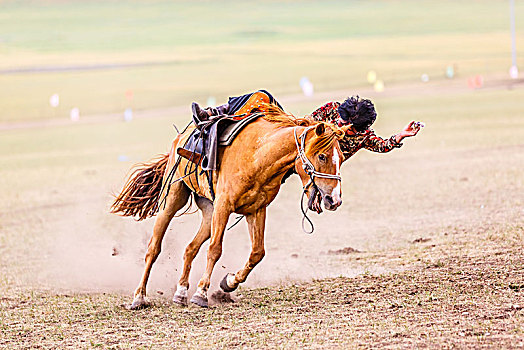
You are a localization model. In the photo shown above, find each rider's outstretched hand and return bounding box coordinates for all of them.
[402,121,423,137]
[396,121,423,143]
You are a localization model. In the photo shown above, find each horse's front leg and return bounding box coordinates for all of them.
[190,198,231,308]
[129,182,190,309]
[220,208,266,293]
[173,195,213,306]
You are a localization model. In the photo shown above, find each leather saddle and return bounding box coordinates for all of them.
[177,92,272,171]
[177,112,262,171]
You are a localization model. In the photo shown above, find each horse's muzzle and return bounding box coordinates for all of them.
[323,194,342,211]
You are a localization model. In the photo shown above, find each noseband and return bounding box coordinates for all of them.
[294,126,342,234]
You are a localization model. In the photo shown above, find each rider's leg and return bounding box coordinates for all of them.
[192,102,229,121]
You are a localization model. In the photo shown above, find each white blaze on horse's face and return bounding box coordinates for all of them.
[317,144,342,211]
[307,143,343,212]
[331,145,342,201]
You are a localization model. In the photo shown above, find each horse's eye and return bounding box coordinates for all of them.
[318,154,326,162]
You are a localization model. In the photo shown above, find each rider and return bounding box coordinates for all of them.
[308,95,421,160]
[191,90,421,161]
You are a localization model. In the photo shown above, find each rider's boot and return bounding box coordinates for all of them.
[192,102,211,122]
[192,102,231,129]
[192,102,230,121]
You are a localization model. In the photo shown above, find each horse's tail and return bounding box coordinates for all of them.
[110,153,169,221]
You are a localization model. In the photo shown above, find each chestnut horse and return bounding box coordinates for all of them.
[112,107,347,308]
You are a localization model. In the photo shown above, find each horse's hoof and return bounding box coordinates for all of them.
[220,273,237,293]
[172,294,188,306]
[127,295,149,310]
[190,294,208,308]
[172,284,188,307]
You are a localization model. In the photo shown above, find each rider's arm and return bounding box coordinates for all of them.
[362,121,422,153]
[362,129,403,153]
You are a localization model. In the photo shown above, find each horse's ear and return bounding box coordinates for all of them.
[315,123,325,136]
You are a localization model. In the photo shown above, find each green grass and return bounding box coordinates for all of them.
[1,0,517,52]
[0,0,523,121]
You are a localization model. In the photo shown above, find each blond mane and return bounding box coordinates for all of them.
[258,102,345,156]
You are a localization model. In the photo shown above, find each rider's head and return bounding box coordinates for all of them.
[337,96,377,132]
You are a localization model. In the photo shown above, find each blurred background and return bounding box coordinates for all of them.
[1,0,522,122]
[0,1,522,294]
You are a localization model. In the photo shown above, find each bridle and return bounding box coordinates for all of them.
[294,126,343,182]
[294,125,342,234]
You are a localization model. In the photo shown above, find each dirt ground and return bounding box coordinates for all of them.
[1,219,522,349]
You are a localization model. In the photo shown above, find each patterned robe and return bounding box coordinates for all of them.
[309,102,402,159]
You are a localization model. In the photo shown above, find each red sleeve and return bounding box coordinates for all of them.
[310,102,341,124]
[362,129,403,153]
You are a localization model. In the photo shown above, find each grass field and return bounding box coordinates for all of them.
[1,1,524,349]
[1,0,523,122]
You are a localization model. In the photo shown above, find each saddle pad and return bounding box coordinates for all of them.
[218,113,261,146]
[180,112,262,170]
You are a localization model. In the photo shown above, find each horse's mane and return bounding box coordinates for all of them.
[261,103,312,127]
[259,102,345,156]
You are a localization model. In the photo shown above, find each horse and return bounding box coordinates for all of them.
[111,106,348,309]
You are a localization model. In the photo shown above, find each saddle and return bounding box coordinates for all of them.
[177,92,273,171]
[177,112,262,171]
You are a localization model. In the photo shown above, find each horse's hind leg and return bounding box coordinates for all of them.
[129,182,191,310]
[220,208,266,293]
[172,195,213,306]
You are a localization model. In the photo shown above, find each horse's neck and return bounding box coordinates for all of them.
[258,125,303,173]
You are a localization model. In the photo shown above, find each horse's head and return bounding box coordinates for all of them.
[294,123,346,212]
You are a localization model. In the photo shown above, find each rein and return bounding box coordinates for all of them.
[294,126,342,234]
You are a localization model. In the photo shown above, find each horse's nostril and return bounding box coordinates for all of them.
[324,195,334,206]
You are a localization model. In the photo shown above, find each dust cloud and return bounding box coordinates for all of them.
[33,176,375,299]
[34,147,514,299]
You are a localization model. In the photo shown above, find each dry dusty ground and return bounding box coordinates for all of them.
[1,221,522,349]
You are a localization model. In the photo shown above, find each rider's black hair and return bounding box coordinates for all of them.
[337,96,377,132]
